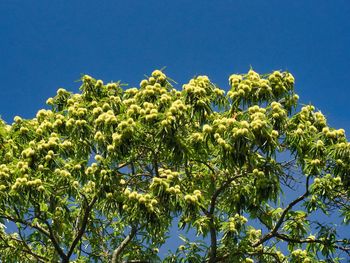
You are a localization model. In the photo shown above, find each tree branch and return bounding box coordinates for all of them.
[275,233,350,256]
[65,196,97,261]
[205,172,245,263]
[0,215,50,238]
[253,176,310,247]
[9,236,49,262]
[209,173,244,215]
[1,212,67,260]
[111,225,138,263]
[44,219,67,261]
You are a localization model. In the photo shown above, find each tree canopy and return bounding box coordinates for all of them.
[0,69,349,262]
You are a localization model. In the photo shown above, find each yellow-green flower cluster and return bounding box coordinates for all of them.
[257,79,272,94]
[315,139,324,149]
[299,105,315,121]
[213,87,225,96]
[334,142,350,158]
[160,116,174,127]
[246,228,262,243]
[124,188,159,212]
[19,126,29,134]
[150,169,180,192]
[106,82,118,92]
[109,95,121,104]
[226,214,248,232]
[183,76,211,96]
[36,119,54,134]
[56,88,69,97]
[123,98,136,107]
[94,154,104,162]
[126,104,142,116]
[268,71,294,93]
[94,110,118,126]
[117,117,136,134]
[184,189,202,204]
[13,116,23,124]
[68,106,87,118]
[92,106,103,117]
[252,168,265,177]
[43,150,55,162]
[228,74,242,87]
[166,184,181,195]
[248,105,268,131]
[322,127,345,140]
[66,94,82,106]
[111,132,122,146]
[270,102,287,119]
[140,102,156,115]
[54,168,71,178]
[17,161,29,173]
[285,72,295,85]
[94,131,105,141]
[21,147,35,159]
[158,168,180,181]
[227,79,252,99]
[168,100,187,116]
[151,70,167,83]
[138,70,168,98]
[247,69,261,82]
[142,103,159,121]
[159,94,172,104]
[85,163,99,176]
[309,159,322,166]
[11,176,43,191]
[231,120,250,138]
[228,70,275,100]
[212,117,236,134]
[214,133,230,149]
[82,74,92,82]
[150,177,169,189]
[124,88,139,97]
[141,83,167,97]
[313,174,342,190]
[291,249,311,262]
[11,177,28,191]
[313,112,326,127]
[190,132,204,143]
[36,134,60,152]
[202,124,213,133]
[26,178,42,187]
[227,70,295,105]
[292,124,305,136]
[82,180,96,194]
[95,80,103,88]
[74,119,87,127]
[36,109,54,122]
[0,164,10,179]
[52,114,65,129]
[267,71,283,83]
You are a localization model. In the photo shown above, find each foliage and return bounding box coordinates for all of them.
[0,69,349,262]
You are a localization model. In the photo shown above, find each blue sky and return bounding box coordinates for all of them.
[1,0,349,132]
[1,0,350,259]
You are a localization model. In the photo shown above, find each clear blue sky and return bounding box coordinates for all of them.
[1,0,349,259]
[1,0,349,132]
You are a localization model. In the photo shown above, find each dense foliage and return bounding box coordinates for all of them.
[0,69,349,262]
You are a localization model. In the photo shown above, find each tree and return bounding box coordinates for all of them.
[0,69,349,263]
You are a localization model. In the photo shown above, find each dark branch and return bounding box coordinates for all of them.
[253,176,310,247]
[66,196,97,261]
